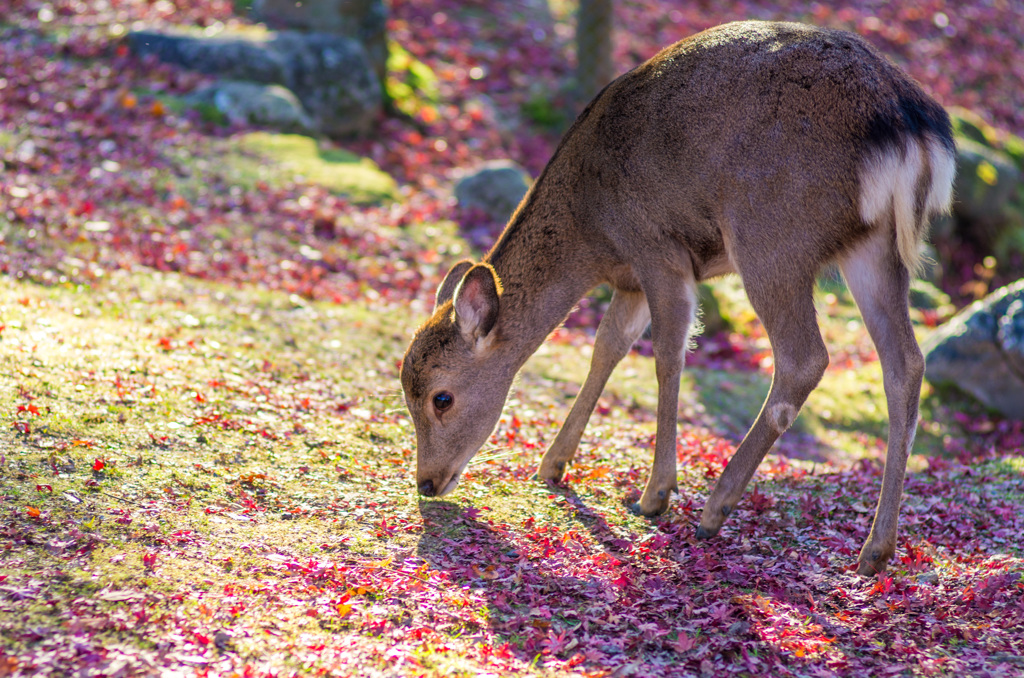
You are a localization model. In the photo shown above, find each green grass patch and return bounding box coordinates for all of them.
[231,132,398,203]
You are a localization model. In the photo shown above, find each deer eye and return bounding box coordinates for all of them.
[433,392,454,412]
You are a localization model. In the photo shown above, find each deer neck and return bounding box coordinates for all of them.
[483,196,602,368]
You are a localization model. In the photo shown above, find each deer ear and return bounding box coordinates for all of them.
[453,263,502,340]
[434,260,475,312]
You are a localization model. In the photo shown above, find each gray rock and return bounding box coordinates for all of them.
[127,29,287,81]
[272,32,381,136]
[924,279,1024,419]
[953,138,1020,229]
[929,109,1024,275]
[190,80,314,133]
[945,116,1024,263]
[454,161,532,224]
[252,0,387,85]
[127,29,381,136]
[1001,296,1024,377]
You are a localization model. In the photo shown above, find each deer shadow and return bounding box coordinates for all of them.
[412,488,815,673]
[412,474,981,675]
[414,498,603,660]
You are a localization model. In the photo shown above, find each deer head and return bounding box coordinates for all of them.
[400,260,516,497]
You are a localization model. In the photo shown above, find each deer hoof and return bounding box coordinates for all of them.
[535,461,566,483]
[629,499,667,518]
[856,545,893,577]
[695,523,719,540]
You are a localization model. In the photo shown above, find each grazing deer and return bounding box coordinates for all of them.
[400,21,954,576]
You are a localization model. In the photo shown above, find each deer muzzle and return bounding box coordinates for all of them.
[416,473,460,498]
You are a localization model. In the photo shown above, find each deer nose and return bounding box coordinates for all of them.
[418,479,436,497]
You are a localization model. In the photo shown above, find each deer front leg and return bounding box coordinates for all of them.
[538,290,650,482]
[841,235,923,576]
[697,280,828,536]
[630,273,697,517]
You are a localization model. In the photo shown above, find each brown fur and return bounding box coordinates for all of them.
[400,21,954,576]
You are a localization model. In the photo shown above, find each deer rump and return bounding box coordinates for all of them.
[401,21,955,577]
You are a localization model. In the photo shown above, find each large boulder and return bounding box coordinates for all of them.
[930,109,1024,271]
[924,279,1024,419]
[454,161,532,224]
[252,0,387,86]
[127,29,381,136]
[950,137,1021,246]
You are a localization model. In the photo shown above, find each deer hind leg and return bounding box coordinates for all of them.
[537,289,651,482]
[839,232,924,576]
[697,274,829,538]
[631,267,698,517]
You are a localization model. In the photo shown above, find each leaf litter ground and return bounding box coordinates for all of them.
[2,1,1024,677]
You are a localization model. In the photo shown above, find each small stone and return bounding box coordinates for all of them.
[190,81,314,133]
[454,161,532,225]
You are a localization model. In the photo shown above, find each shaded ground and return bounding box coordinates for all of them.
[2,1,1024,677]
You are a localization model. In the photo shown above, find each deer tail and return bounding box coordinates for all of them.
[859,134,956,277]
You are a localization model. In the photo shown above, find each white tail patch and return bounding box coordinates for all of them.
[859,136,956,276]
[924,138,956,215]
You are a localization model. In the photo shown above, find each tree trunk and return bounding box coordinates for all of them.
[576,0,615,103]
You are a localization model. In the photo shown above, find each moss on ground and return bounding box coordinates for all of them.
[231,132,398,203]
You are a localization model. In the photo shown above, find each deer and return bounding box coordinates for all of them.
[400,20,955,576]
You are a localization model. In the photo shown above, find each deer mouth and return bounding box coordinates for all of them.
[436,475,460,497]
[417,472,462,498]
[417,456,472,498]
